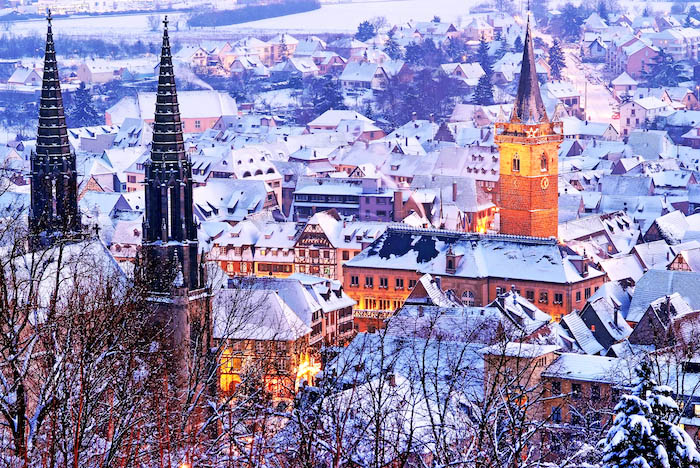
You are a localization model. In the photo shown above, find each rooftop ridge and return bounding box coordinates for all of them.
[384,224,558,244]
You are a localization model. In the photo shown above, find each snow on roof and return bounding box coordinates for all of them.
[347,227,604,284]
[542,353,629,384]
[213,287,310,341]
[136,91,237,120]
[611,71,637,86]
[627,269,700,322]
[560,312,604,355]
[480,342,559,357]
[308,109,373,128]
[339,61,382,83]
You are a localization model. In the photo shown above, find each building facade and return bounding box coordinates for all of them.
[495,20,563,239]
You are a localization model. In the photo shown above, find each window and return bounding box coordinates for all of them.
[552,381,561,395]
[540,152,548,171]
[323,250,330,259]
[526,290,535,301]
[127,175,136,183]
[365,276,374,288]
[539,291,549,304]
[408,279,417,289]
[554,293,563,305]
[694,404,700,417]
[395,278,404,289]
[462,290,475,306]
[585,287,591,299]
[591,385,600,401]
[379,277,388,289]
[572,383,582,399]
[552,406,562,423]
[350,275,359,287]
[496,286,505,295]
[195,120,201,129]
[576,291,581,302]
[310,250,319,258]
[342,251,350,261]
[512,153,520,172]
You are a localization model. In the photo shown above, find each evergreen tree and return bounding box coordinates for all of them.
[404,41,423,65]
[432,15,441,23]
[685,14,693,28]
[548,39,566,80]
[420,38,445,67]
[66,82,101,128]
[473,74,494,105]
[597,0,609,22]
[445,37,468,63]
[643,49,687,88]
[642,364,700,468]
[496,39,509,60]
[477,37,493,76]
[690,5,700,20]
[311,75,346,115]
[383,30,402,60]
[601,363,700,468]
[531,0,549,24]
[513,36,523,53]
[555,3,585,41]
[355,20,376,42]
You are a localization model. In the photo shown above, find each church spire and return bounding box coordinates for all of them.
[510,17,548,124]
[29,10,80,250]
[142,16,201,292]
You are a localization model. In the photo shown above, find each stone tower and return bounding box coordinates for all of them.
[29,11,81,250]
[495,18,563,238]
[142,16,202,293]
[141,18,209,374]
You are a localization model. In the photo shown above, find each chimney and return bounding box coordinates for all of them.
[429,113,435,123]
[452,180,458,202]
[393,191,403,221]
[411,111,417,121]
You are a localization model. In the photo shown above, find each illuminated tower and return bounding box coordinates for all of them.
[29,11,81,250]
[494,18,563,238]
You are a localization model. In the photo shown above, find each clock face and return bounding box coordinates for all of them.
[541,176,550,190]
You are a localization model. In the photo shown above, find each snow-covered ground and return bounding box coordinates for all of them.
[9,0,479,38]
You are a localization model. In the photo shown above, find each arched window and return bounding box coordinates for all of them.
[540,152,548,171]
[512,153,520,172]
[242,171,252,177]
[266,168,275,174]
[255,169,263,175]
[461,290,475,306]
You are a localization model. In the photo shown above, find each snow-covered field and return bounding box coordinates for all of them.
[9,0,481,38]
[5,0,696,40]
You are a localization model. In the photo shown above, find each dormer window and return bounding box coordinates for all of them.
[540,152,548,172]
[512,153,520,172]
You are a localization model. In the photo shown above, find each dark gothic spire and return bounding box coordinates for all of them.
[29,10,81,249]
[142,16,201,292]
[510,17,548,124]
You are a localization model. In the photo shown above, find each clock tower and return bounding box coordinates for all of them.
[495,18,563,238]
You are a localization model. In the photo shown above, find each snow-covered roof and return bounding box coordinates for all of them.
[542,353,630,384]
[627,269,700,322]
[346,227,605,285]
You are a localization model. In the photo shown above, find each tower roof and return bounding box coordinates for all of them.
[510,18,548,124]
[151,16,186,164]
[36,10,71,160]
